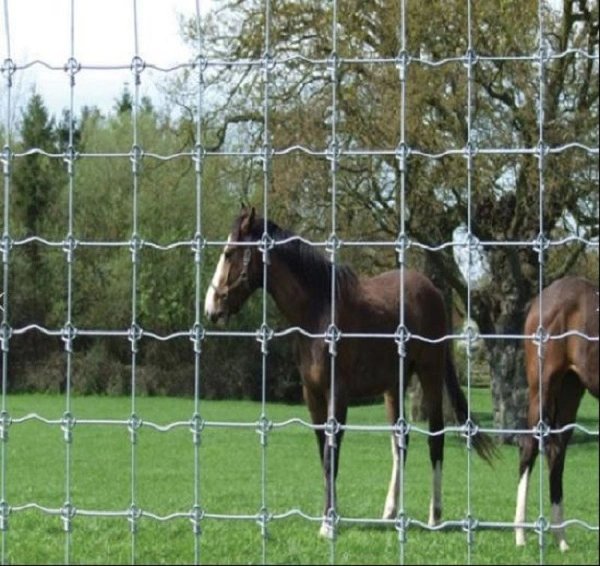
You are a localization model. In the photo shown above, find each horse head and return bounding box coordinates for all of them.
[204,205,262,325]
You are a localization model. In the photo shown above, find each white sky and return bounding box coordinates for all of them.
[1,0,206,117]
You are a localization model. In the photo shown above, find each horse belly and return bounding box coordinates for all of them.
[345,341,399,398]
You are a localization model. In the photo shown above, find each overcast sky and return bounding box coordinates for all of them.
[1,0,204,117]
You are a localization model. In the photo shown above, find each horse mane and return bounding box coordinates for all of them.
[244,215,359,306]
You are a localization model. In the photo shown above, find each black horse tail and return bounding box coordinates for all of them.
[444,350,499,465]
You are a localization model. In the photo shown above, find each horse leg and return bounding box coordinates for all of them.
[304,383,348,539]
[515,338,557,548]
[302,385,330,537]
[382,390,410,520]
[515,383,543,546]
[318,392,348,539]
[419,369,444,527]
[546,374,585,552]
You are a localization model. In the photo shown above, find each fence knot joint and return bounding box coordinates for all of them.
[192,142,205,173]
[128,413,143,444]
[190,323,206,353]
[128,504,142,532]
[324,415,341,447]
[256,505,272,538]
[395,511,409,543]
[0,499,10,531]
[0,322,12,353]
[463,48,478,67]
[259,232,274,265]
[1,58,16,87]
[1,145,12,177]
[256,415,272,447]
[61,411,76,443]
[256,323,273,355]
[130,56,146,83]
[64,57,81,86]
[190,504,204,535]
[128,323,143,352]
[61,502,76,532]
[461,418,478,450]
[326,233,341,255]
[394,324,411,357]
[190,412,205,445]
[394,418,410,450]
[395,50,411,81]
[0,410,11,442]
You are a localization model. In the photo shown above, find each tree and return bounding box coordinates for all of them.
[9,92,66,369]
[12,92,64,238]
[175,0,598,441]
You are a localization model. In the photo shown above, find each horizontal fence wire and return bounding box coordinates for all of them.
[0,0,598,564]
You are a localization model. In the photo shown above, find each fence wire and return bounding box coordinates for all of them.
[0,0,598,565]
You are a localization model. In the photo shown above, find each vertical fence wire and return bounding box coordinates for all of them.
[463,0,475,561]
[326,0,340,559]
[535,1,549,562]
[395,0,408,563]
[129,0,142,561]
[258,0,273,561]
[0,0,12,562]
[0,0,597,564]
[59,0,78,561]
[191,0,205,562]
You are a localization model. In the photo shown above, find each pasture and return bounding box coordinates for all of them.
[2,389,598,565]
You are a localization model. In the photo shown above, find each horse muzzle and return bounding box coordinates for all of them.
[207,308,228,326]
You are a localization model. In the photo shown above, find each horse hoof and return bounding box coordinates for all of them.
[559,540,569,553]
[319,522,335,539]
[428,507,441,528]
[515,529,526,546]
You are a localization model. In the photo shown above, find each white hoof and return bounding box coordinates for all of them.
[558,539,569,553]
[428,506,441,528]
[319,521,335,539]
[515,529,526,547]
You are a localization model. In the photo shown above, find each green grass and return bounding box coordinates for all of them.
[1,390,598,565]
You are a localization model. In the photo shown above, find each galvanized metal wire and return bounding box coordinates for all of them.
[0,0,598,565]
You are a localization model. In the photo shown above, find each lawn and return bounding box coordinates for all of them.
[1,390,597,565]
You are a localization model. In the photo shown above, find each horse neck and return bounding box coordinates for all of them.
[265,252,331,330]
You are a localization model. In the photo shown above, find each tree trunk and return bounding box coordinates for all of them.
[472,275,530,445]
[487,338,529,444]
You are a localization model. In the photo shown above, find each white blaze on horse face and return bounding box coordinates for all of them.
[204,235,231,321]
[515,467,529,546]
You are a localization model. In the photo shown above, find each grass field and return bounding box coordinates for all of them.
[1,390,597,565]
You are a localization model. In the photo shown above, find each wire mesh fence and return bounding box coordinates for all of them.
[0,0,598,564]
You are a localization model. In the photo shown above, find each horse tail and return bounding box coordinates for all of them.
[444,350,499,465]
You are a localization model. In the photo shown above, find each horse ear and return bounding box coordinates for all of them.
[240,205,256,235]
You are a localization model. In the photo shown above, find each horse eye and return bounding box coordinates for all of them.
[224,249,233,260]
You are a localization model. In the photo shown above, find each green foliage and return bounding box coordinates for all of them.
[12,93,64,237]
[4,91,300,400]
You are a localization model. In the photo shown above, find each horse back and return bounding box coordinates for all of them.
[358,268,448,339]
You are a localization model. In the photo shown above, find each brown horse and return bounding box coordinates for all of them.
[514,276,599,552]
[205,206,497,538]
